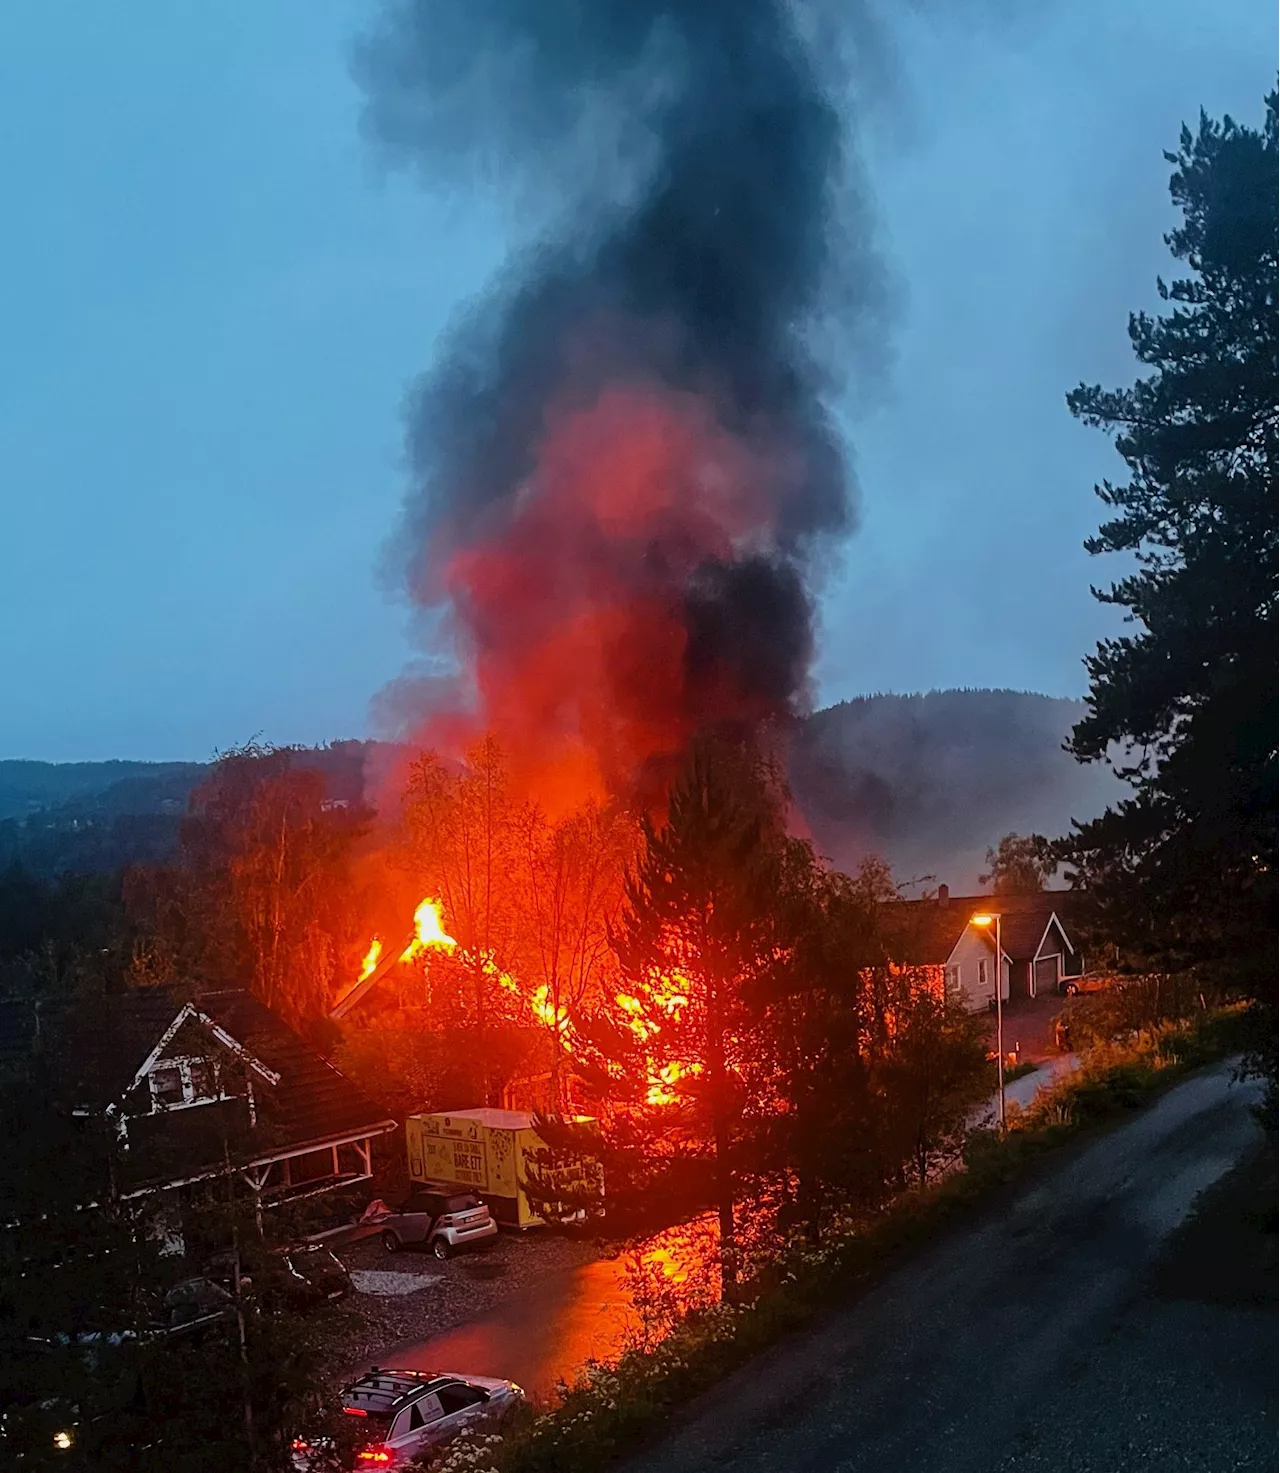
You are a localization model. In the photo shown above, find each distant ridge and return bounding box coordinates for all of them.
[2,694,1121,886]
[0,760,207,821]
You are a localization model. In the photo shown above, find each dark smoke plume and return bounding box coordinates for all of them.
[356,0,887,804]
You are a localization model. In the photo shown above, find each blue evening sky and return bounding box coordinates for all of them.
[0,1,1271,760]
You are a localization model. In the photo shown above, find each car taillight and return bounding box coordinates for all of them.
[356,1447,394,1465]
[342,1406,370,1416]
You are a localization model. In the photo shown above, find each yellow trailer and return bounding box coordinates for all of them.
[404,1107,602,1229]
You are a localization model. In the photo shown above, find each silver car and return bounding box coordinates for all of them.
[363,1187,499,1259]
[291,1368,523,1469]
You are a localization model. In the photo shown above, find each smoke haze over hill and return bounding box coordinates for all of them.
[788,689,1124,890]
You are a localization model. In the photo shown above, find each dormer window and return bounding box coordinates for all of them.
[150,1065,185,1107]
[148,1057,222,1111]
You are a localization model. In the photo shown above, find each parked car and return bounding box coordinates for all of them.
[206,1244,352,1311]
[161,1277,239,1339]
[1059,973,1118,997]
[291,1367,523,1470]
[361,1187,499,1259]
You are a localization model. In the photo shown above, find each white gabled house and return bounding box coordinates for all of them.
[885,886,1084,1013]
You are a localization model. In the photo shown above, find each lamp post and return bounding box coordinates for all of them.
[971,912,1004,1130]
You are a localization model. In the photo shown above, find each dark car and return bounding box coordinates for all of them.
[162,1277,238,1339]
[361,1187,498,1259]
[206,1244,351,1311]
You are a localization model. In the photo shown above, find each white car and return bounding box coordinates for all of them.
[361,1187,499,1259]
[292,1368,523,1470]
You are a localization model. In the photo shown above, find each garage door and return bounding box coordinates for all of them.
[1033,955,1060,996]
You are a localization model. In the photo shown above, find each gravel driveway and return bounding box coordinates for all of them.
[305,1227,605,1383]
[621,1061,1274,1473]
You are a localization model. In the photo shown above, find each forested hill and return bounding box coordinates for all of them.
[0,760,207,820]
[0,693,1122,884]
[788,689,1123,891]
[0,747,368,877]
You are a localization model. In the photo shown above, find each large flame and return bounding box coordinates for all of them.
[646,1059,702,1108]
[354,895,697,1103]
[616,966,698,1107]
[399,898,457,962]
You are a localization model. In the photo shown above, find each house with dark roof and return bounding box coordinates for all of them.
[1,986,395,1244]
[884,886,1083,1013]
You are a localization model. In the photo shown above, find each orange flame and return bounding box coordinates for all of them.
[357,938,384,982]
[399,898,457,962]
[616,963,699,1106]
[646,1058,701,1107]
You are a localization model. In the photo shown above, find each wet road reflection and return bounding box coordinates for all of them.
[377,1216,719,1402]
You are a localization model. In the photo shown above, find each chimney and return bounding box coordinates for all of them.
[937,884,949,907]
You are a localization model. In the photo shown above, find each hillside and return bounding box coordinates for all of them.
[0,746,370,878]
[0,695,1123,885]
[0,760,207,821]
[788,689,1122,891]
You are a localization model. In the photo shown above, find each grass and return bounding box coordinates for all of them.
[1151,1136,1277,1308]
[418,1005,1257,1473]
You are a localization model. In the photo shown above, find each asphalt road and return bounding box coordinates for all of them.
[624,1062,1276,1473]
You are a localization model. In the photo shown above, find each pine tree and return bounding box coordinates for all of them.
[1062,97,1277,1022]
[609,735,785,1296]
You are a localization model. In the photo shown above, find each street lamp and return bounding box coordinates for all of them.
[971,912,1005,1130]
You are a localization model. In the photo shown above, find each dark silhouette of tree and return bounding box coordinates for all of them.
[610,734,786,1296]
[1061,97,1277,1035]
[980,833,1056,893]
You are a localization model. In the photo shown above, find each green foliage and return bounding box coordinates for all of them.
[1061,97,1277,1020]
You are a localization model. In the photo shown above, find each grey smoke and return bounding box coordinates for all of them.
[353,0,894,747]
[789,690,1126,889]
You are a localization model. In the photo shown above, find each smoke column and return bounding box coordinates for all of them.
[356,0,885,808]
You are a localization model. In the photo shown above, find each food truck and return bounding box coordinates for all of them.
[404,1107,603,1229]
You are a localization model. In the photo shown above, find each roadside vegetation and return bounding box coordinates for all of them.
[409,1004,1254,1473]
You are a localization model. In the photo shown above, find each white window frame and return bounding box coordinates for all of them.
[978,959,988,989]
[147,1056,230,1113]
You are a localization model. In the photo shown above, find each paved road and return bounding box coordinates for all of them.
[624,1062,1275,1473]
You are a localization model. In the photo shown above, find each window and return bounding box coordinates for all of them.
[436,1384,485,1416]
[978,959,988,988]
[187,1059,217,1101]
[149,1065,185,1107]
[407,1394,443,1429]
[944,966,960,994]
[148,1057,223,1110]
